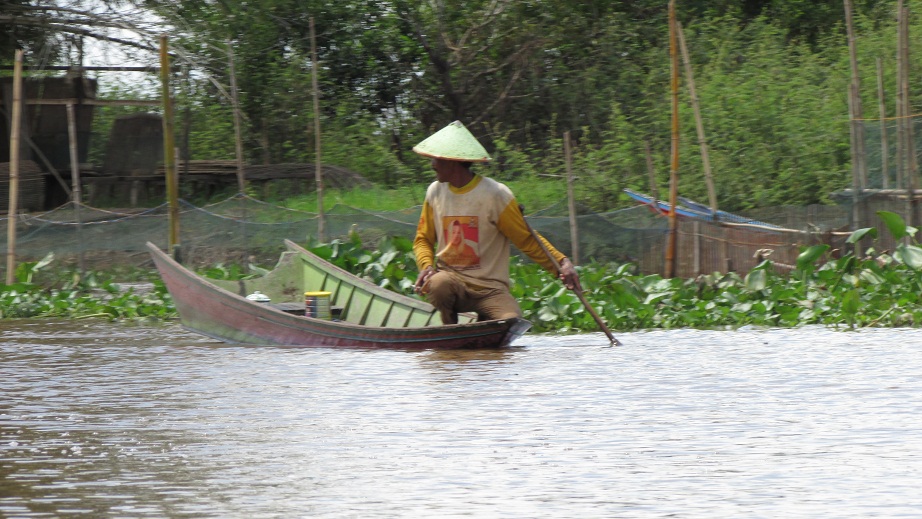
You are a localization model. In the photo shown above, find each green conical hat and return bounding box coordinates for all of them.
[412,120,492,162]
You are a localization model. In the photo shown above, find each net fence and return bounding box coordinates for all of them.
[0,193,870,279]
[859,118,922,192]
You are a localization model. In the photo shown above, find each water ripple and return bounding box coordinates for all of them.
[2,321,922,517]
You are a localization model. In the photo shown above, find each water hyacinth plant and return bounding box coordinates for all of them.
[3,210,922,332]
[0,254,173,320]
[298,211,922,333]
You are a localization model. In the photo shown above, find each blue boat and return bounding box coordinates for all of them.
[623,189,781,230]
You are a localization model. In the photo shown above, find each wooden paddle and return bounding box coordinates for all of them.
[519,205,621,346]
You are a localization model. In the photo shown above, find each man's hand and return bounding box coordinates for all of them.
[558,258,582,292]
[415,265,436,294]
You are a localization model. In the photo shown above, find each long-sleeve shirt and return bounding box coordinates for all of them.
[413,174,568,291]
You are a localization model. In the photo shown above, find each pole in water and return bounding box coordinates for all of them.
[519,205,621,346]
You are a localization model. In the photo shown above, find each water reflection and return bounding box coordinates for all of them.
[417,346,520,375]
[2,320,922,518]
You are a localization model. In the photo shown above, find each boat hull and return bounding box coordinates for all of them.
[147,242,531,349]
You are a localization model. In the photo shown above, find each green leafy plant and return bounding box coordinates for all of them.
[9,221,922,334]
[1,255,174,321]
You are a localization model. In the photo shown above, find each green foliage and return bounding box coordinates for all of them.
[7,222,922,334]
[284,225,922,334]
[198,263,254,281]
[13,252,54,284]
[796,244,830,273]
[0,259,173,321]
[4,1,905,214]
[303,231,419,295]
[877,210,910,241]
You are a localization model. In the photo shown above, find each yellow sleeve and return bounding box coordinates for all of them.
[413,201,438,271]
[496,199,567,275]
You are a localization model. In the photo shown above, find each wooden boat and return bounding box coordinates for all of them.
[146,240,531,349]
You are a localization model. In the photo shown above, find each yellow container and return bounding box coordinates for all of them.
[304,291,332,319]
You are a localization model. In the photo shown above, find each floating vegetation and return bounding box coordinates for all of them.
[4,211,922,332]
[0,253,172,320]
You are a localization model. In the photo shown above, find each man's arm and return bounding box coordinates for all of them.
[413,201,438,293]
[496,200,581,290]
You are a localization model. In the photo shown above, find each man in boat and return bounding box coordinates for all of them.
[412,120,580,324]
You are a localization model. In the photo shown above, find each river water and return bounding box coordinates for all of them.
[2,319,921,518]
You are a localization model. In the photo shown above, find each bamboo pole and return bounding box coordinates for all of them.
[5,49,23,285]
[848,81,863,249]
[876,57,890,189]
[227,40,246,193]
[66,102,85,276]
[563,131,579,265]
[666,1,680,278]
[896,0,906,203]
[677,21,718,216]
[226,41,250,261]
[845,0,868,191]
[310,17,325,242]
[160,35,180,258]
[182,66,191,179]
[519,204,620,346]
[844,0,864,255]
[898,3,912,229]
[902,5,919,229]
[65,104,83,206]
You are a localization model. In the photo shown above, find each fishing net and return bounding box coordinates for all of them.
[0,192,860,279]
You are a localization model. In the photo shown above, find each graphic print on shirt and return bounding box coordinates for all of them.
[437,216,480,269]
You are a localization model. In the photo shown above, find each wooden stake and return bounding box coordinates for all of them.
[226,42,250,259]
[182,67,192,179]
[563,131,579,265]
[844,0,864,255]
[310,17,325,242]
[5,49,23,285]
[227,40,246,193]
[903,6,919,229]
[896,0,906,200]
[876,57,890,189]
[160,35,180,257]
[65,104,83,205]
[666,1,680,278]
[66,102,85,275]
[896,3,916,229]
[845,0,868,191]
[677,21,718,216]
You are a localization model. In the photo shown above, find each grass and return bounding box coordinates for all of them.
[279,185,424,212]
[273,176,572,213]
